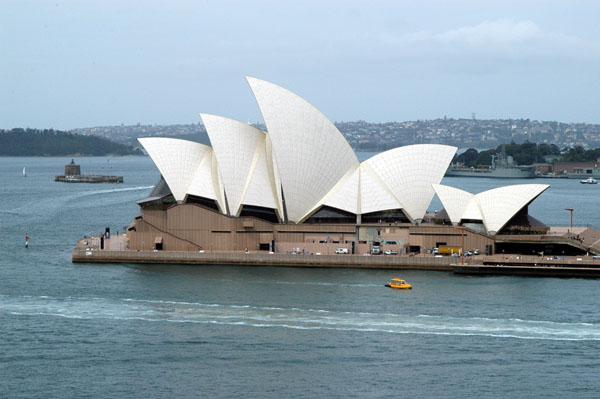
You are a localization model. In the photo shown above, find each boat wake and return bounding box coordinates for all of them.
[79,185,154,197]
[0,185,155,225]
[187,277,381,288]
[2,295,599,341]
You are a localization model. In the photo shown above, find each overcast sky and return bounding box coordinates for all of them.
[1,0,599,129]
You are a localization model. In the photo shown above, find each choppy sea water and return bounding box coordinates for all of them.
[1,156,600,398]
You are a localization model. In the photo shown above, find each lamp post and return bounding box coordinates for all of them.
[455,226,467,265]
[565,208,574,234]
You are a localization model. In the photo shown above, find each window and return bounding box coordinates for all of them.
[239,205,279,223]
[305,206,356,224]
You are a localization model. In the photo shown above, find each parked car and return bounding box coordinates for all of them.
[384,250,398,255]
[465,251,472,256]
[473,249,480,255]
[335,248,349,254]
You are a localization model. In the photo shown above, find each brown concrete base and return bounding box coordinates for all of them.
[72,249,454,271]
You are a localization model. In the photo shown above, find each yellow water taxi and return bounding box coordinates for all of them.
[385,278,412,289]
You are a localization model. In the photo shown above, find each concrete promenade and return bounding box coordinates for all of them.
[72,249,455,270]
[73,233,600,276]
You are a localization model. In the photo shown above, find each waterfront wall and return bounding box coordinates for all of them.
[72,249,455,270]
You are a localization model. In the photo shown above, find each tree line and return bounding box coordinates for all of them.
[0,128,143,156]
[454,142,600,167]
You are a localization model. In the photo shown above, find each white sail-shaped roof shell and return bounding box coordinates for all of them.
[358,164,403,215]
[186,151,226,212]
[265,137,284,214]
[435,183,549,234]
[241,137,279,212]
[365,144,457,221]
[138,138,214,203]
[476,184,549,233]
[201,114,281,217]
[322,166,360,214]
[139,79,496,229]
[246,76,359,223]
[432,184,474,224]
[461,197,484,221]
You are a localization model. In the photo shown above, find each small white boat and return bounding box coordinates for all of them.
[580,177,598,184]
[23,167,27,177]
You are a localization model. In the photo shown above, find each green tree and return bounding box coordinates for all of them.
[0,128,143,156]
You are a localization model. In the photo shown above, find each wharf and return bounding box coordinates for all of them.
[73,228,600,276]
[534,174,568,179]
[72,248,454,270]
[73,234,450,270]
[452,256,600,277]
[73,248,600,276]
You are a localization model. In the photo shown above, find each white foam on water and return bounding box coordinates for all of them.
[242,280,381,288]
[2,295,600,341]
[0,185,154,225]
[155,276,381,288]
[79,185,154,197]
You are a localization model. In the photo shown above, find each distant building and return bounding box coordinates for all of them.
[64,159,81,176]
[55,159,123,184]
[553,159,600,175]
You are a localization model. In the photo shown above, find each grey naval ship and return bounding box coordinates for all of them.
[445,150,535,178]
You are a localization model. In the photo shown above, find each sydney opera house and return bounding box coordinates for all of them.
[126,77,551,255]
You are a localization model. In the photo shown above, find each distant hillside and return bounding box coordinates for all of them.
[454,142,600,166]
[71,123,211,147]
[71,118,600,151]
[0,128,143,156]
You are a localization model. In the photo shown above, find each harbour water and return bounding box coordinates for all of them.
[2,156,600,398]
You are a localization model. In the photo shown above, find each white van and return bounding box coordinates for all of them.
[335,248,349,254]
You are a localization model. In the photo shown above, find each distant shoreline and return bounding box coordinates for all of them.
[0,128,144,157]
